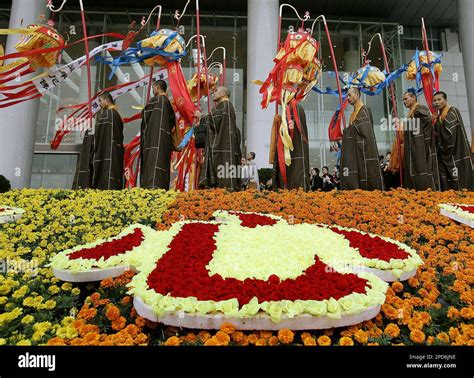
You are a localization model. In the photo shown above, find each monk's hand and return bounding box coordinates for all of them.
[193,110,202,124]
[288,120,294,130]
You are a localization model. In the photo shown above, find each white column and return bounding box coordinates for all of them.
[458,0,474,146]
[0,0,48,188]
[246,0,279,169]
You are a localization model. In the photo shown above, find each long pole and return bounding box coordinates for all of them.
[311,16,346,130]
[378,34,403,187]
[79,0,93,133]
[195,0,202,111]
[323,21,346,130]
[146,6,162,104]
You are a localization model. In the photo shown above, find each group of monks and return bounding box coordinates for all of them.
[72,81,473,193]
[273,87,473,192]
[72,81,242,191]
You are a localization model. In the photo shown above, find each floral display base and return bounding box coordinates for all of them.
[439,204,474,228]
[133,295,381,331]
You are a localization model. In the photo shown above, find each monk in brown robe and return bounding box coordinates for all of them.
[271,102,310,191]
[199,86,242,191]
[340,87,385,191]
[401,90,440,191]
[73,92,124,190]
[140,80,177,190]
[433,91,473,191]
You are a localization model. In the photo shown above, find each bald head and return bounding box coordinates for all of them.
[213,86,231,103]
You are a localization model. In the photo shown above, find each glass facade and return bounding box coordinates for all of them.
[0,7,452,188]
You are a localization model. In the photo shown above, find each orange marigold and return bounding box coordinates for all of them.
[354,330,368,344]
[204,337,219,346]
[255,338,267,346]
[268,336,279,346]
[105,305,120,321]
[231,331,244,343]
[215,331,230,346]
[303,337,317,346]
[111,316,126,331]
[410,330,426,344]
[384,324,400,338]
[436,332,450,343]
[248,334,259,345]
[317,335,332,346]
[164,336,182,346]
[277,329,294,344]
[100,277,114,288]
[460,307,473,320]
[392,282,404,293]
[339,336,354,346]
[46,337,68,346]
[220,322,236,335]
[260,331,273,339]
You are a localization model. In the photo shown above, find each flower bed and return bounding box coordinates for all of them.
[0,188,472,345]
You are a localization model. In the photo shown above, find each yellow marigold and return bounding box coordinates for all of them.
[105,305,120,321]
[255,338,267,346]
[384,324,400,338]
[410,330,426,344]
[354,330,368,344]
[392,282,404,293]
[220,322,236,335]
[317,335,332,346]
[268,336,279,346]
[339,336,354,346]
[367,342,379,346]
[427,336,435,345]
[278,329,294,344]
[215,331,230,346]
[204,337,219,346]
[164,336,182,346]
[303,337,317,346]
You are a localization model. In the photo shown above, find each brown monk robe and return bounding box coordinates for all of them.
[340,87,385,191]
[73,92,124,190]
[271,102,310,191]
[140,80,177,189]
[199,86,242,191]
[72,130,94,189]
[433,91,473,191]
[401,91,440,191]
